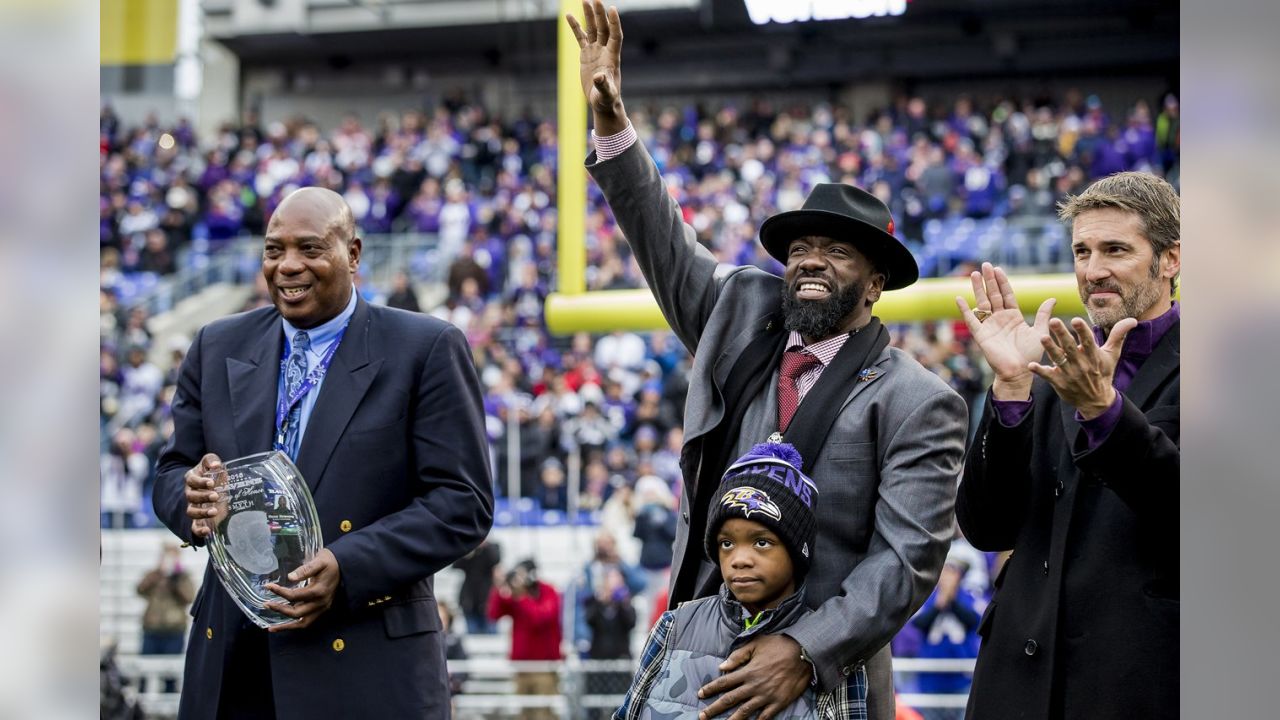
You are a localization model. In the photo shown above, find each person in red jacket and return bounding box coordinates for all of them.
[488,559,563,720]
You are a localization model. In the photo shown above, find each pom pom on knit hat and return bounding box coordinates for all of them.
[743,441,804,469]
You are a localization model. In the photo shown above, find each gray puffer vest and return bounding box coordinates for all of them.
[636,586,862,719]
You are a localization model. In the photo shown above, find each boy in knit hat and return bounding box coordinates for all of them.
[612,443,867,720]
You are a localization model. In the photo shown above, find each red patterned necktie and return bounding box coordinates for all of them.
[777,350,822,433]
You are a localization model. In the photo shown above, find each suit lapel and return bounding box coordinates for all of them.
[1121,322,1180,409]
[226,321,284,460]
[838,350,892,414]
[694,311,784,443]
[294,299,379,493]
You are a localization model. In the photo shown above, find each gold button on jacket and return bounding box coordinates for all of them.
[339,520,352,532]
[332,638,345,652]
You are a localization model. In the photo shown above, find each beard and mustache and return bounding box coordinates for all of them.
[781,276,866,339]
[1080,273,1164,334]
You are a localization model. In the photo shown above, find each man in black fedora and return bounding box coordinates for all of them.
[567,4,968,719]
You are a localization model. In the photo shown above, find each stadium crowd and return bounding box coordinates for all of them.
[100,89,1177,709]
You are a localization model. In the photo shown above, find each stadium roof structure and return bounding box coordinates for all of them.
[206,0,1176,91]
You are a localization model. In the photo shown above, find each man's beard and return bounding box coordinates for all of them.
[1080,274,1164,335]
[781,279,865,339]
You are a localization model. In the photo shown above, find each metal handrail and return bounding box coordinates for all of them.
[115,653,975,717]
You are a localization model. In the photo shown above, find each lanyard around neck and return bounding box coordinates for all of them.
[273,323,349,449]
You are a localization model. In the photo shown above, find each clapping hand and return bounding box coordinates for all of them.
[957,262,1135,416]
[1027,316,1136,419]
[956,262,1056,401]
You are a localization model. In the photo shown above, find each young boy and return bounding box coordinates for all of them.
[612,443,868,720]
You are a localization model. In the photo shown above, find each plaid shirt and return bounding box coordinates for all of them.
[613,606,868,720]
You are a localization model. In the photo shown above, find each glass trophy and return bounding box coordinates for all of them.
[202,451,324,628]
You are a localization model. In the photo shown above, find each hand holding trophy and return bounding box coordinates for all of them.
[189,451,325,628]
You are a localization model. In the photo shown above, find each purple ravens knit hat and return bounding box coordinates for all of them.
[704,442,819,580]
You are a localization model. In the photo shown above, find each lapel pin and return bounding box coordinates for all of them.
[858,369,880,382]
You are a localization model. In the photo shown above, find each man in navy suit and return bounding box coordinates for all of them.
[154,187,493,719]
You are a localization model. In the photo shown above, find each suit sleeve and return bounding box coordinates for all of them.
[1071,390,1179,513]
[152,326,208,547]
[784,388,968,691]
[585,140,727,352]
[326,324,495,610]
[955,390,1038,551]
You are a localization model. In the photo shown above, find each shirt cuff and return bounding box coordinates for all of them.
[1076,392,1124,449]
[592,122,637,161]
[784,633,820,687]
[992,398,1033,427]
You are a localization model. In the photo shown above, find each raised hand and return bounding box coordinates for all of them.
[956,262,1056,401]
[566,0,628,135]
[1028,316,1136,419]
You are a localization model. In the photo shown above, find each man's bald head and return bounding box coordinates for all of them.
[262,186,363,329]
[270,186,356,245]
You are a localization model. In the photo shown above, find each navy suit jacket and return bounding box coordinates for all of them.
[154,297,493,719]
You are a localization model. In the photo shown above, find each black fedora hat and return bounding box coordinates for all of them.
[759,183,919,290]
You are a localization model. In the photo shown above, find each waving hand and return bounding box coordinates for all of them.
[566,1,629,136]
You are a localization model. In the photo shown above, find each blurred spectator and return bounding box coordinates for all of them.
[650,427,683,487]
[138,228,176,275]
[631,475,677,597]
[600,483,637,552]
[909,556,984,719]
[101,428,151,528]
[560,398,617,459]
[385,270,422,312]
[582,567,637,717]
[533,457,569,511]
[452,538,502,634]
[488,559,562,720]
[112,345,163,432]
[135,542,195,694]
[574,531,646,656]
[136,542,195,655]
[594,330,646,377]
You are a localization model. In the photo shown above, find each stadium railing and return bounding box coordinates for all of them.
[114,654,974,719]
[115,214,1071,319]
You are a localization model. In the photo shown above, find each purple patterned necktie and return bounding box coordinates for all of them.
[282,331,310,460]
